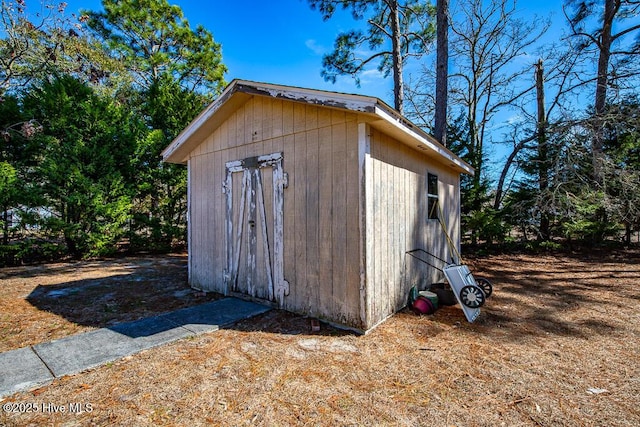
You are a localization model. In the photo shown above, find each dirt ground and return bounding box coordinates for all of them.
[1,250,639,426]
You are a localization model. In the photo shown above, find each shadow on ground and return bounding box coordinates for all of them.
[230,309,355,337]
[22,255,347,340]
[432,251,640,342]
[24,255,220,330]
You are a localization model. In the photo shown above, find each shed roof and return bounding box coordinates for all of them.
[161,79,474,175]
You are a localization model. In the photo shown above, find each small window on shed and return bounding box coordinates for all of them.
[427,173,439,220]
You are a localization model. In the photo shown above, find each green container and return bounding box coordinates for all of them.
[418,290,439,309]
[408,286,419,305]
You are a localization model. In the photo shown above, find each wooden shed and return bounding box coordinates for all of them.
[162,79,473,333]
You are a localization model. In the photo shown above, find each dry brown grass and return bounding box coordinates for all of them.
[1,250,639,426]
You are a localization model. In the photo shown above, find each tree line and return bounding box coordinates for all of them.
[313,0,640,247]
[1,0,225,264]
[1,0,639,265]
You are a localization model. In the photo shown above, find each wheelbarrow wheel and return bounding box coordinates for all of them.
[475,277,493,298]
[460,285,485,308]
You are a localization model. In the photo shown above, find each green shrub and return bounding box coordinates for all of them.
[0,239,67,266]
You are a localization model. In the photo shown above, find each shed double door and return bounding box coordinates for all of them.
[223,152,289,305]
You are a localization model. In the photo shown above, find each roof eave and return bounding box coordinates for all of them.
[370,105,475,176]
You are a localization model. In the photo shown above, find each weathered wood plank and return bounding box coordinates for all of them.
[370,131,381,325]
[282,134,296,310]
[305,128,320,315]
[211,123,224,153]
[282,100,294,137]
[270,143,286,302]
[190,155,199,287]
[317,106,332,129]
[199,154,209,289]
[401,154,410,301]
[252,96,263,143]
[271,99,283,139]
[193,155,202,288]
[293,131,308,312]
[370,131,380,322]
[396,140,406,303]
[345,120,360,325]
[449,175,462,253]
[388,136,398,312]
[255,167,274,301]
[209,153,216,289]
[293,103,306,134]
[317,123,333,318]
[205,133,215,155]
[226,109,236,148]
[213,151,224,290]
[192,136,202,157]
[262,97,273,148]
[187,159,193,285]
[413,167,425,285]
[380,132,391,319]
[358,123,372,328]
[331,109,345,125]
[305,104,318,130]
[244,97,254,147]
[231,169,248,293]
[244,101,261,159]
[219,115,231,150]
[331,122,347,320]
[229,108,239,148]
[224,148,237,291]
[272,156,289,305]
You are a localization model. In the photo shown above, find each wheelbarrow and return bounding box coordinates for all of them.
[405,249,493,323]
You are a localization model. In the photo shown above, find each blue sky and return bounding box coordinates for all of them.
[61,0,397,99]
[61,0,566,107]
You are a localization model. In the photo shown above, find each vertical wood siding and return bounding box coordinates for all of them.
[363,127,460,329]
[188,96,362,327]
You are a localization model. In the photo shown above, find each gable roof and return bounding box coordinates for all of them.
[161,79,474,175]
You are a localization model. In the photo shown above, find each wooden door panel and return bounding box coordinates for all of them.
[223,153,288,305]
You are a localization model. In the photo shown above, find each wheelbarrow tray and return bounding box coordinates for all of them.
[443,264,481,323]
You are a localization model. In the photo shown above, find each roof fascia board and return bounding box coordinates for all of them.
[233,80,378,113]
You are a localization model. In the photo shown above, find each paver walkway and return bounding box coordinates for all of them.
[0,298,270,398]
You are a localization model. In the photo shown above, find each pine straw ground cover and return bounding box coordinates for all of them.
[1,250,639,426]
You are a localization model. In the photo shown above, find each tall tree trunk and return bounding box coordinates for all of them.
[535,59,550,240]
[595,0,617,118]
[434,0,449,146]
[593,0,618,180]
[389,0,404,114]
